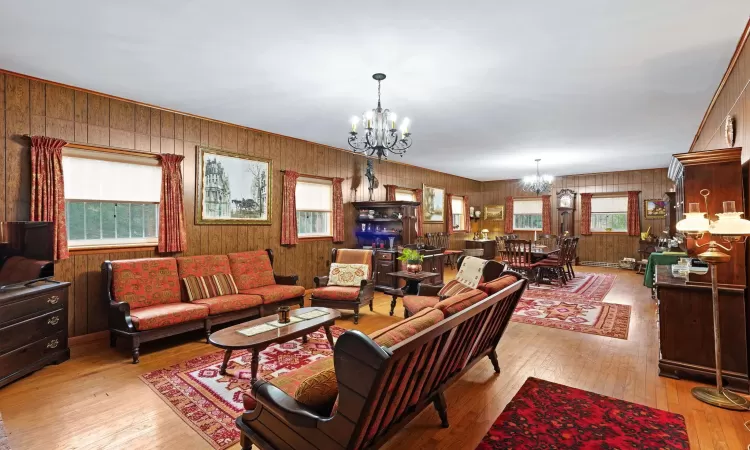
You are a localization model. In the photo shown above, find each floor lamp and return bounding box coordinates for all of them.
[676,189,750,410]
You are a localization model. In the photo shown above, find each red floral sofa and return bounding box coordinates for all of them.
[103,249,304,363]
[237,269,527,450]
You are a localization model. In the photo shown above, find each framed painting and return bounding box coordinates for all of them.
[483,204,505,220]
[195,146,272,225]
[422,184,445,223]
[644,198,667,219]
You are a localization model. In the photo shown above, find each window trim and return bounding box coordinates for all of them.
[295,177,334,238]
[590,195,628,233]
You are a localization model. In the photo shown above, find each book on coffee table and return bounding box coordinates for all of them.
[237,323,277,337]
[296,308,329,320]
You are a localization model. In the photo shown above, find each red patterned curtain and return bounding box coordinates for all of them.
[30,136,68,260]
[581,193,593,235]
[385,185,397,201]
[627,190,641,236]
[463,195,471,232]
[446,194,455,235]
[157,154,187,253]
[541,195,552,234]
[281,171,300,246]
[415,188,424,237]
[504,196,514,233]
[332,177,345,243]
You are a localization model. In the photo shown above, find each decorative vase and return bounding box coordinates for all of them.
[277,306,291,324]
[388,236,395,249]
[406,261,422,273]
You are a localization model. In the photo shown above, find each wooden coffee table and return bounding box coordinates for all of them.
[208,307,341,383]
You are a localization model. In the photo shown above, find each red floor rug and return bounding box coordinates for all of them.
[140,326,345,449]
[512,297,631,339]
[477,377,689,449]
[525,272,616,302]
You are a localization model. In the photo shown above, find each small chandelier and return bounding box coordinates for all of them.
[521,159,554,195]
[348,73,412,161]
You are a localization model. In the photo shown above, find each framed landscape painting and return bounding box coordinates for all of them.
[195,146,272,225]
[644,198,667,219]
[422,184,445,223]
[483,204,505,220]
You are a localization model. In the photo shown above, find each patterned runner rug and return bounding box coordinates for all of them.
[513,272,630,339]
[0,413,9,450]
[476,377,689,449]
[140,326,344,449]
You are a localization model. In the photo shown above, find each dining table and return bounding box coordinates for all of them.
[530,245,560,263]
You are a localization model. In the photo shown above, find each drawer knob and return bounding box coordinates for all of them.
[47,339,59,349]
[47,295,60,305]
[48,316,60,325]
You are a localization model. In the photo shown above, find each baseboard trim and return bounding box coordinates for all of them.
[69,330,110,347]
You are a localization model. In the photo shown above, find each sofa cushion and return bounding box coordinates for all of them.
[311,286,360,301]
[176,255,232,279]
[111,258,182,309]
[437,279,474,298]
[241,285,305,304]
[435,289,488,317]
[243,357,336,415]
[192,294,262,315]
[129,303,209,331]
[369,307,444,348]
[402,295,440,316]
[479,274,518,296]
[228,250,276,290]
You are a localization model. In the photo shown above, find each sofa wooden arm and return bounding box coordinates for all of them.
[417,284,443,297]
[250,380,327,428]
[108,301,135,332]
[274,274,299,285]
[314,275,329,287]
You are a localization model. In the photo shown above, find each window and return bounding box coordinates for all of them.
[395,189,416,202]
[591,196,628,232]
[513,199,543,230]
[296,178,333,238]
[451,196,466,231]
[62,149,161,248]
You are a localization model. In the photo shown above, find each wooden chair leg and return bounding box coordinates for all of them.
[433,392,449,428]
[109,333,117,348]
[369,300,373,311]
[353,305,360,325]
[205,320,212,343]
[131,336,141,364]
[488,350,501,373]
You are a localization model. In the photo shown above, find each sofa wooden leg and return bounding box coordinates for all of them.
[488,350,501,373]
[205,320,212,343]
[240,432,253,450]
[433,392,449,428]
[109,333,117,348]
[131,337,140,364]
[369,300,373,312]
[353,305,360,325]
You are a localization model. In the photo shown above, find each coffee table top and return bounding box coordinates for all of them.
[387,271,439,281]
[208,307,340,350]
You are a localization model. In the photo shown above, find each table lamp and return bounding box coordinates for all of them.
[676,189,750,410]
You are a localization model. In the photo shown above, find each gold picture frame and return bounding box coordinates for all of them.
[644,198,667,219]
[195,146,272,225]
[483,204,505,220]
[422,184,445,223]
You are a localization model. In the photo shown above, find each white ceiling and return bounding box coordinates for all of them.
[1,1,748,181]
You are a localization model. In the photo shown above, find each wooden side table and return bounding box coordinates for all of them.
[386,271,439,316]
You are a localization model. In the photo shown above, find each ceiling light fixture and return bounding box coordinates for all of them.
[521,159,554,195]
[348,73,412,161]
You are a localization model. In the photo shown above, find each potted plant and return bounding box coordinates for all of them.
[398,248,424,273]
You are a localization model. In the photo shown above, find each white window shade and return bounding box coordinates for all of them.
[591,196,628,213]
[513,199,542,214]
[296,179,332,212]
[63,153,161,202]
[451,196,464,213]
[395,189,416,202]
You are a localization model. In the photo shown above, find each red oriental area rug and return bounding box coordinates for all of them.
[140,326,345,449]
[525,272,616,301]
[477,377,689,450]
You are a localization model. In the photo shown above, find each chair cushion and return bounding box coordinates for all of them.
[176,255,232,279]
[129,303,209,331]
[192,294,262,315]
[444,250,463,255]
[241,285,305,304]
[111,258,181,309]
[311,286,360,301]
[368,307,444,348]
[228,250,276,290]
[243,357,336,416]
[435,289,488,317]
[479,274,518,296]
[335,249,373,278]
[438,279,474,298]
[402,295,440,316]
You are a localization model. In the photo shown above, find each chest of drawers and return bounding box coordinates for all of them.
[0,282,70,389]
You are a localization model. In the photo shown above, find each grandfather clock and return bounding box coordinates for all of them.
[556,189,576,237]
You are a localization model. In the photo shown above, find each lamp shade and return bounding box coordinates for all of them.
[676,212,710,234]
[711,212,750,237]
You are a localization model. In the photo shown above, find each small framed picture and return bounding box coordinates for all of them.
[483,204,505,221]
[644,199,667,219]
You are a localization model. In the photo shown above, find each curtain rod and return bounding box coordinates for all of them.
[280,170,338,181]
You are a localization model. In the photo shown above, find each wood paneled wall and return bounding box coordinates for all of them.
[691,20,749,160]
[480,168,673,264]
[0,72,481,337]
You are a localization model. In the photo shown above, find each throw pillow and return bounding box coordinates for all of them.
[294,367,339,416]
[481,275,518,296]
[328,263,368,287]
[437,279,474,299]
[212,273,239,296]
[183,276,209,301]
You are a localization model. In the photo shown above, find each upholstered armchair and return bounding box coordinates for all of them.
[310,248,374,324]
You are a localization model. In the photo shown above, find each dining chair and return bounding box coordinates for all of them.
[565,237,579,278]
[435,232,463,269]
[500,239,534,278]
[536,234,557,248]
[532,237,573,287]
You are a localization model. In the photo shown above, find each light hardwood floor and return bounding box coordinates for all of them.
[0,267,749,449]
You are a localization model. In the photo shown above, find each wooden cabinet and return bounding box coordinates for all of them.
[352,201,419,248]
[663,191,677,237]
[374,250,396,291]
[0,282,71,389]
[465,239,495,260]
